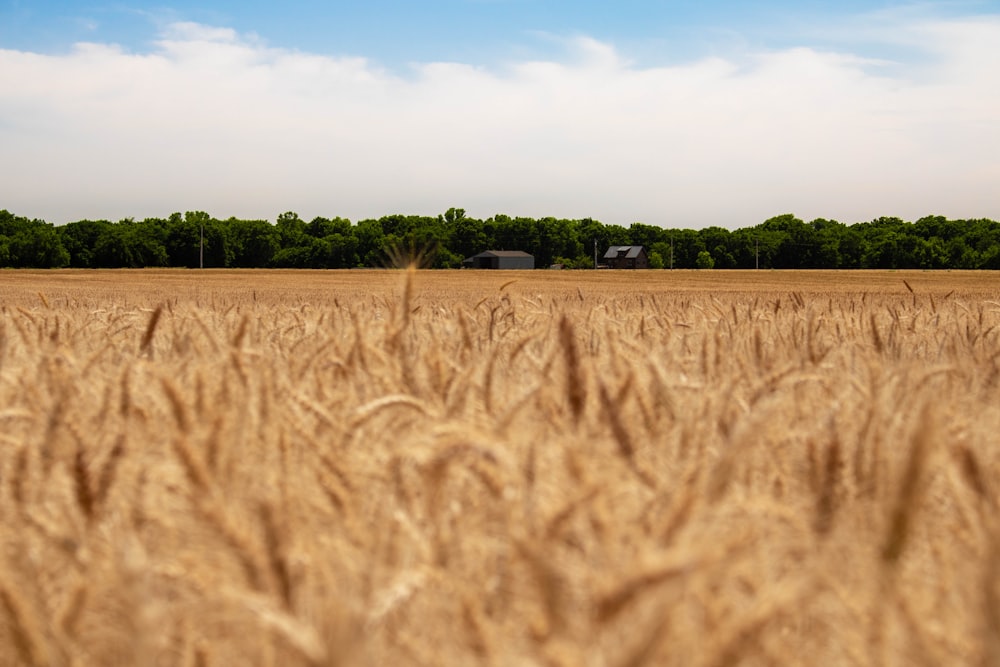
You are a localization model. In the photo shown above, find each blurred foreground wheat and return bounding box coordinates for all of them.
[1,269,999,666]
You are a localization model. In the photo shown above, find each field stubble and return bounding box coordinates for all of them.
[0,269,999,666]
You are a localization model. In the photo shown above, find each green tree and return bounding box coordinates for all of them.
[449,215,487,260]
[162,211,224,267]
[274,211,306,247]
[756,214,819,268]
[228,218,280,267]
[695,250,715,269]
[810,219,847,269]
[696,226,736,268]
[354,219,386,267]
[91,221,167,268]
[536,217,582,269]
[58,219,113,268]
[443,207,466,224]
[668,230,705,269]
[306,216,352,239]
[323,232,359,268]
[0,211,70,268]
[271,236,330,268]
[650,241,673,268]
[629,222,668,249]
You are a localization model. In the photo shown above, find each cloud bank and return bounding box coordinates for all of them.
[1,15,998,227]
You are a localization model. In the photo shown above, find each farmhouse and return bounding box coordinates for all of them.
[603,245,648,269]
[462,250,535,270]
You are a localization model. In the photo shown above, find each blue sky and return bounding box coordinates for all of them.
[0,1,953,67]
[1,1,999,227]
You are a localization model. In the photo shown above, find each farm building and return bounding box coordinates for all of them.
[462,250,535,270]
[603,246,649,269]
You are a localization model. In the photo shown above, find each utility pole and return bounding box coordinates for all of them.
[670,236,674,270]
[755,237,759,270]
[199,223,204,269]
[594,238,597,269]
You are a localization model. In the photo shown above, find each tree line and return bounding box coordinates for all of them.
[2,208,999,270]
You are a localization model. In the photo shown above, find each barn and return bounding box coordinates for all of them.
[462,250,535,270]
[603,246,648,269]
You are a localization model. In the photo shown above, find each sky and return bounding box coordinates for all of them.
[1,1,999,229]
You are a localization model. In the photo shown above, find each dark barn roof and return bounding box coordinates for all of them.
[462,249,535,269]
[603,246,644,259]
[468,250,534,258]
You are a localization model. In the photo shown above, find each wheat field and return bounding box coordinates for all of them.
[1,268,999,666]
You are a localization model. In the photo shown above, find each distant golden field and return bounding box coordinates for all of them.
[1,269,999,666]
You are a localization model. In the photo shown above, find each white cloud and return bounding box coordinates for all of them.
[1,15,998,227]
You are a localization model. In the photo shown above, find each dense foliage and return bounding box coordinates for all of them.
[2,207,1000,269]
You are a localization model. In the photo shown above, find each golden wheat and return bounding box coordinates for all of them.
[0,269,997,665]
